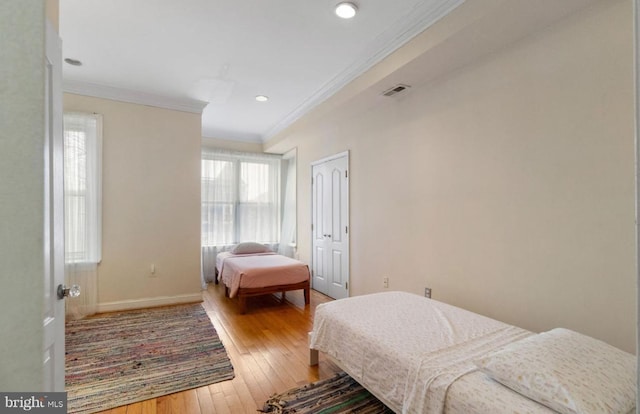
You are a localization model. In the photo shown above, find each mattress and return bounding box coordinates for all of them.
[310,291,558,414]
[219,253,310,298]
[215,251,233,275]
[215,250,275,276]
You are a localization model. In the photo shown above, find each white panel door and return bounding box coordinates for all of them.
[42,22,65,392]
[311,165,327,294]
[311,153,349,299]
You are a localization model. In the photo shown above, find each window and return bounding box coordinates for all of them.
[201,150,281,246]
[63,112,102,263]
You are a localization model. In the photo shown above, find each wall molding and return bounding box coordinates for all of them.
[64,80,208,114]
[97,292,203,313]
[263,0,465,140]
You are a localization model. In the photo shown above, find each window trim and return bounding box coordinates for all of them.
[63,112,103,264]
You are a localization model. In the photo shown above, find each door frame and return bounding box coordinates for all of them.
[43,20,65,391]
[311,151,350,167]
[310,150,350,298]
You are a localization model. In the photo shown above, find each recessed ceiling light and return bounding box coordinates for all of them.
[64,58,83,66]
[335,2,358,19]
[255,95,269,102]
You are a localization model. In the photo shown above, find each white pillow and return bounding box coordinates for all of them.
[230,242,272,255]
[475,328,636,414]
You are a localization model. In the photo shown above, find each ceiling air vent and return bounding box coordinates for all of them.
[381,83,411,97]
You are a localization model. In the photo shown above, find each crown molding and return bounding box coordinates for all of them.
[263,0,465,141]
[63,80,208,114]
[202,126,263,143]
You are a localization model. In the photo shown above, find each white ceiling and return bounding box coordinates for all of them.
[59,0,465,143]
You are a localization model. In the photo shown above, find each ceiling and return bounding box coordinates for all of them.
[59,0,465,143]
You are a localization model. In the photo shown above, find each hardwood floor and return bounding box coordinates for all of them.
[96,284,341,414]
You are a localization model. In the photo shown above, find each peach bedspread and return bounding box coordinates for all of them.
[219,253,310,298]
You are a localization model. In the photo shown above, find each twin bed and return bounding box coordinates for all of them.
[214,242,310,314]
[212,244,635,413]
[309,291,636,414]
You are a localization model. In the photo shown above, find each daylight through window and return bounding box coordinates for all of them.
[201,150,281,247]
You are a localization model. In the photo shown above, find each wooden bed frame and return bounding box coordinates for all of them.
[225,280,310,314]
[218,268,310,313]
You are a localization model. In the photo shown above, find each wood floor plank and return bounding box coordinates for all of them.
[194,387,215,414]
[231,377,258,414]
[154,395,169,414]
[140,399,156,414]
[182,390,200,414]
[220,379,245,413]
[208,383,231,414]
[166,393,186,413]
[91,285,339,413]
[124,402,142,414]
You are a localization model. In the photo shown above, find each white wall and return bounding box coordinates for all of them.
[0,1,46,390]
[266,0,636,352]
[64,94,203,311]
[202,136,263,153]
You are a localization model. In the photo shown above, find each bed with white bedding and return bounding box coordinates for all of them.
[309,291,636,414]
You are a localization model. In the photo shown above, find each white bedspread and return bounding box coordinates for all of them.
[310,291,537,413]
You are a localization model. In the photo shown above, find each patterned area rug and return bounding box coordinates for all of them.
[260,372,394,414]
[65,303,234,414]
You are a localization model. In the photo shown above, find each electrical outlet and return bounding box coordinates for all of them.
[383,277,389,288]
[424,287,432,298]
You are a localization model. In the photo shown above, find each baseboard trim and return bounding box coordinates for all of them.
[97,293,203,313]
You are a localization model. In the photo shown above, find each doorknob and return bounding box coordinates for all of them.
[57,284,81,299]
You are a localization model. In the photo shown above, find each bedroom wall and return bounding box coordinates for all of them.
[202,136,263,153]
[64,94,203,310]
[264,0,636,353]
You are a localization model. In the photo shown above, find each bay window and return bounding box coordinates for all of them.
[201,149,281,247]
